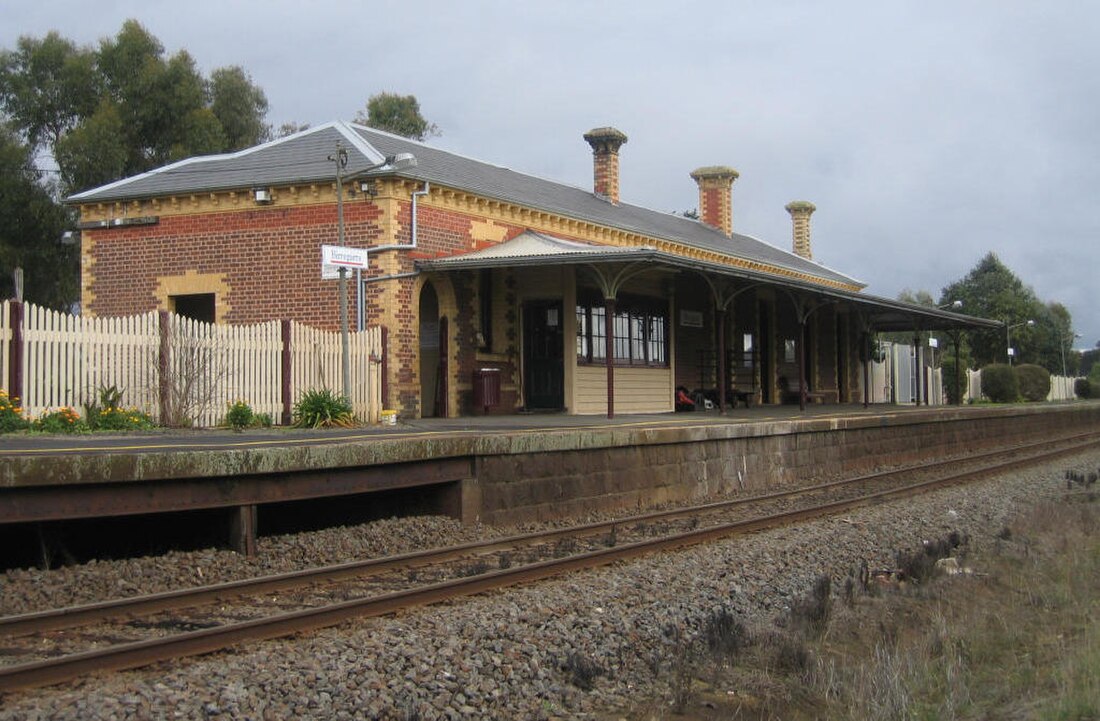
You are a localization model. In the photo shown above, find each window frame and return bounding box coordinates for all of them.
[576,292,669,367]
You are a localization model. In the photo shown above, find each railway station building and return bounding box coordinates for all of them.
[68,123,996,419]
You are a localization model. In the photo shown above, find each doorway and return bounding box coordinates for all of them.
[523,300,564,410]
[419,283,447,418]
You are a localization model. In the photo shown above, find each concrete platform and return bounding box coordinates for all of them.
[2,402,1098,555]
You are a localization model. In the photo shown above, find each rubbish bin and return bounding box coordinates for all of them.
[472,367,501,413]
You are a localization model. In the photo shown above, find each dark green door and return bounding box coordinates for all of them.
[524,300,564,410]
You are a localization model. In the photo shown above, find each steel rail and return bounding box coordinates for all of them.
[2,430,1097,640]
[0,435,1097,693]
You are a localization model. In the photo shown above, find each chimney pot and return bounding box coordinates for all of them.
[785,200,816,260]
[690,166,739,237]
[583,127,628,204]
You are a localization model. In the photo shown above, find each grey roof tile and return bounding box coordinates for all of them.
[68,121,862,288]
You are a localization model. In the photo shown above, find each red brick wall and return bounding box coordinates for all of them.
[88,202,385,329]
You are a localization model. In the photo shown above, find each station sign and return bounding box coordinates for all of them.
[321,245,369,269]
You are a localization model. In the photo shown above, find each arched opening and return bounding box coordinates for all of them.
[419,283,447,418]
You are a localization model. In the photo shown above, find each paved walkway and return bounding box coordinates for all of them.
[0,404,961,457]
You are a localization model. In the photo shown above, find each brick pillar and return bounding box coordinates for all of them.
[690,166,739,237]
[583,127,628,204]
[785,200,816,260]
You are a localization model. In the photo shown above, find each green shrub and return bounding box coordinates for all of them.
[82,385,156,431]
[1015,364,1051,402]
[224,400,255,431]
[941,356,969,404]
[981,363,1019,403]
[91,406,156,431]
[293,388,356,428]
[32,407,88,433]
[0,389,29,433]
[1075,378,1096,399]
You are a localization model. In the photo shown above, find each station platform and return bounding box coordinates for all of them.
[1,402,1097,558]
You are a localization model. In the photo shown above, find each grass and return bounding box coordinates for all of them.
[601,490,1100,720]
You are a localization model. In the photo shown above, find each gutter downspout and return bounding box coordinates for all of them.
[358,181,430,288]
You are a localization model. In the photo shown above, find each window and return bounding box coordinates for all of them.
[170,293,215,323]
[576,295,668,366]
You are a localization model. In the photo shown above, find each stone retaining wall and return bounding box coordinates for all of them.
[474,404,1100,524]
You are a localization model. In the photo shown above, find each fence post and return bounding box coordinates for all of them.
[281,319,292,426]
[7,300,23,402]
[380,326,389,411]
[158,310,170,423]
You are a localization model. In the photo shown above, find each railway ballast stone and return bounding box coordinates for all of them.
[1,449,1097,719]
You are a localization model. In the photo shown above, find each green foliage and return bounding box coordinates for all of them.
[941,252,1042,367]
[83,385,155,430]
[1015,364,1051,402]
[0,124,77,308]
[356,92,439,141]
[1,20,271,195]
[293,388,356,428]
[0,389,29,432]
[224,400,254,431]
[1073,378,1095,399]
[32,406,87,433]
[209,66,269,150]
[981,363,1019,403]
[89,406,156,431]
[941,354,969,404]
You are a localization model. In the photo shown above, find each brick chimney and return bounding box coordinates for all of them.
[689,166,739,237]
[583,127,628,204]
[785,200,816,260]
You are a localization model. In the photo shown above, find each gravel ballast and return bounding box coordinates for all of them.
[2,449,1097,720]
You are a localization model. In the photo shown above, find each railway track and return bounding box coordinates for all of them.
[1,432,1097,693]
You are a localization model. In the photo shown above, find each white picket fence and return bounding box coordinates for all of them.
[966,368,1080,403]
[0,301,384,426]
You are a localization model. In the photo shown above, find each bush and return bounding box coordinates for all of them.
[1015,364,1051,402]
[83,385,156,431]
[224,400,254,430]
[1074,378,1095,399]
[32,407,88,433]
[0,389,29,433]
[941,356,969,404]
[981,363,1019,403]
[91,406,156,431]
[293,388,356,428]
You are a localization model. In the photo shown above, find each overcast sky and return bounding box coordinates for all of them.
[5,1,1098,348]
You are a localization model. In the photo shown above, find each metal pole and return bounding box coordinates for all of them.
[335,144,351,403]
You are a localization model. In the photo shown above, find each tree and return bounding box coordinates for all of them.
[355,92,439,141]
[940,253,1052,369]
[1,20,271,194]
[0,124,76,309]
[0,31,99,151]
[209,66,270,150]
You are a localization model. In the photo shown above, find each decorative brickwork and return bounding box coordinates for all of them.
[583,127,628,204]
[785,200,816,260]
[690,166,740,237]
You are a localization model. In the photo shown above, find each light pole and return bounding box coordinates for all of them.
[329,144,417,402]
[1004,318,1034,365]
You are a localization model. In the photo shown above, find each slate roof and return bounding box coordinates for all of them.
[68,122,862,288]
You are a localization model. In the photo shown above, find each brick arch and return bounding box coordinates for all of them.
[412,273,459,418]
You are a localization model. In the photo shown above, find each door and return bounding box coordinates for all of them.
[523,300,564,410]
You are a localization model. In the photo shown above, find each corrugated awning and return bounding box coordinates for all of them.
[416,231,1001,333]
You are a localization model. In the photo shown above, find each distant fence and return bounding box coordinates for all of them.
[967,367,1079,403]
[0,300,385,427]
